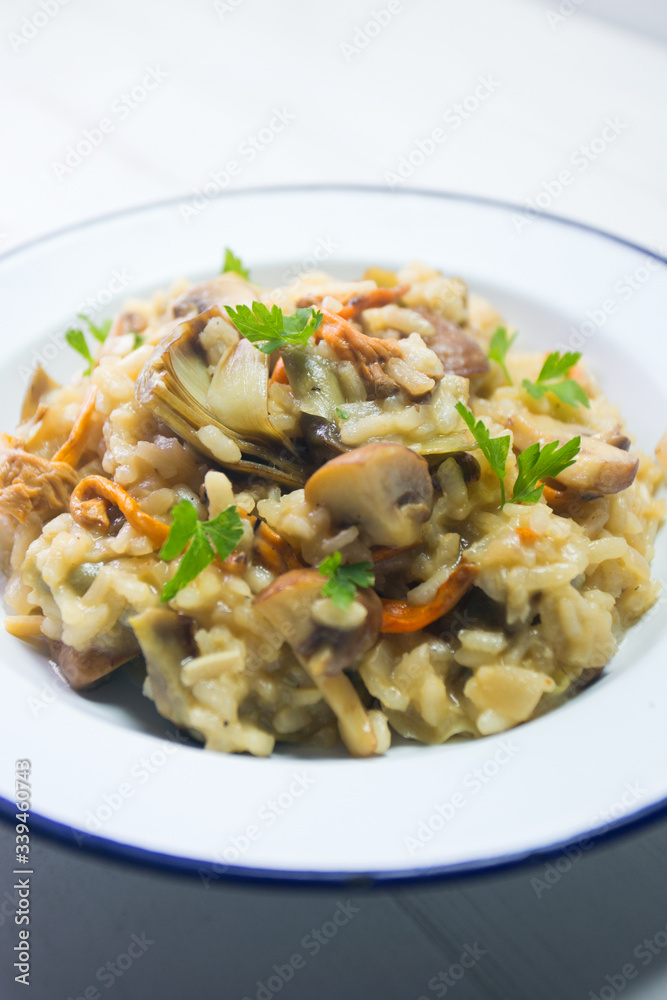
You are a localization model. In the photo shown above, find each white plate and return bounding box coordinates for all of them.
[1,186,666,885]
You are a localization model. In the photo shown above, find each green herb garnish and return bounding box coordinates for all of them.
[222,248,250,280]
[336,407,350,420]
[488,326,518,385]
[511,437,581,503]
[77,313,111,343]
[64,328,95,375]
[456,401,580,505]
[522,351,589,408]
[65,314,111,374]
[160,500,244,602]
[318,550,375,611]
[456,402,511,506]
[225,302,323,354]
[133,333,144,350]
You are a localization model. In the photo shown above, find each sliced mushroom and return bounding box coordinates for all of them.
[171,273,256,318]
[413,308,490,377]
[254,568,381,756]
[50,641,137,691]
[130,608,196,728]
[111,311,147,336]
[507,411,638,495]
[305,443,434,547]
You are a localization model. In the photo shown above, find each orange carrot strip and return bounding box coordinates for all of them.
[70,475,169,547]
[380,562,478,633]
[268,357,289,388]
[516,526,538,544]
[314,310,403,362]
[53,386,98,467]
[338,284,409,320]
[253,521,302,574]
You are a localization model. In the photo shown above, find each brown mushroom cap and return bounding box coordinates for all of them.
[414,307,490,377]
[304,442,434,547]
[508,411,638,495]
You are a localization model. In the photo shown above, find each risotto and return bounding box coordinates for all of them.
[1,258,664,757]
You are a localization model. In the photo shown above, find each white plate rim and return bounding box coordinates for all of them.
[1,182,666,886]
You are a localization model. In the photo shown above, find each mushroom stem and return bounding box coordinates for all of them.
[305,649,377,757]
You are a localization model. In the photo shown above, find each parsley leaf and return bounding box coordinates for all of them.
[159,500,199,560]
[222,248,250,280]
[456,402,511,506]
[77,313,111,343]
[65,314,112,374]
[225,302,323,354]
[318,550,375,610]
[511,437,581,504]
[488,326,518,385]
[336,407,350,420]
[160,500,244,602]
[65,328,94,375]
[522,351,589,408]
[133,334,144,350]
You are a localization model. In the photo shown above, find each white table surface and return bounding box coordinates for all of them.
[2,1,667,997]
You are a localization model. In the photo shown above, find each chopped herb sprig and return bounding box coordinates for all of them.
[222,248,250,280]
[511,437,581,503]
[318,551,375,610]
[488,326,518,385]
[160,500,244,602]
[64,314,112,374]
[456,401,581,506]
[225,302,323,354]
[522,351,589,408]
[456,402,511,506]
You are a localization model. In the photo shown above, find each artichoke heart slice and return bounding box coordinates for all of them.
[135,306,308,487]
